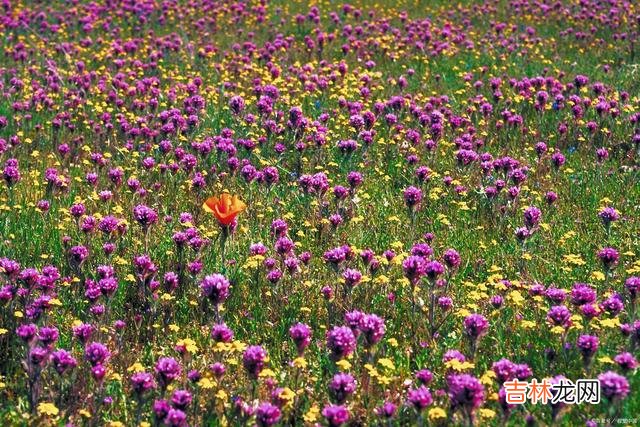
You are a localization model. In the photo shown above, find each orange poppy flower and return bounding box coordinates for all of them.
[203,193,246,226]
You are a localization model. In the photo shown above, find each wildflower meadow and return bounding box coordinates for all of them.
[1,0,640,426]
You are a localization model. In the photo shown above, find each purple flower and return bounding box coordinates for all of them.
[342,268,362,289]
[598,371,630,400]
[545,287,567,304]
[523,206,541,229]
[16,323,38,343]
[210,362,226,379]
[598,207,619,226]
[266,269,282,284]
[613,352,638,372]
[69,245,89,265]
[625,276,640,299]
[133,204,158,229]
[85,342,110,366]
[403,186,423,208]
[492,358,516,383]
[535,142,548,156]
[576,335,599,361]
[407,385,433,411]
[274,237,294,255]
[570,283,596,305]
[411,243,433,258]
[73,323,94,344]
[344,310,364,333]
[284,258,300,273]
[402,255,426,283]
[438,296,453,310]
[547,305,572,328]
[29,346,49,366]
[323,247,346,266]
[551,152,565,168]
[359,314,385,347]
[2,159,20,187]
[200,274,230,305]
[424,260,445,280]
[375,401,397,419]
[443,249,461,269]
[329,372,356,403]
[255,402,281,427]
[326,326,356,360]
[165,408,187,427]
[463,314,489,339]
[443,349,467,364]
[155,357,182,388]
[515,226,531,242]
[153,399,171,421]
[229,95,245,115]
[171,389,192,410]
[600,293,624,316]
[447,374,485,415]
[322,404,350,427]
[242,345,267,379]
[289,322,311,355]
[347,171,363,188]
[50,349,77,375]
[597,247,619,270]
[545,191,558,204]
[270,219,288,238]
[250,242,268,256]
[415,369,433,385]
[130,371,156,396]
[91,364,107,382]
[187,370,201,383]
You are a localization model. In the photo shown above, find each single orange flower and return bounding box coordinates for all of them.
[203,193,246,226]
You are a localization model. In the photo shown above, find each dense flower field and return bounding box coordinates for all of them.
[1,0,639,425]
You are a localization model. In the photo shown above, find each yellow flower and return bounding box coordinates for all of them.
[428,407,447,421]
[293,357,308,369]
[335,359,351,370]
[520,320,536,329]
[480,370,496,386]
[259,368,276,378]
[216,389,228,401]
[278,387,296,404]
[378,358,395,371]
[598,318,620,329]
[127,362,145,373]
[303,405,320,423]
[176,338,198,354]
[231,340,247,352]
[198,378,215,389]
[445,359,475,371]
[37,402,59,417]
[479,408,496,419]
